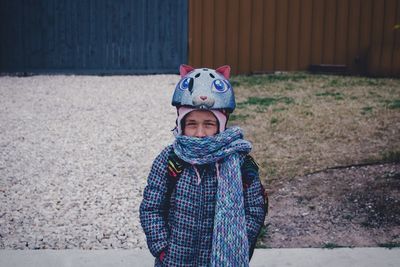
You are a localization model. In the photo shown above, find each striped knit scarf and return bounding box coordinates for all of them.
[173,127,251,266]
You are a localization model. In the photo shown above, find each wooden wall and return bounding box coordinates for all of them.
[188,0,400,77]
[0,0,188,74]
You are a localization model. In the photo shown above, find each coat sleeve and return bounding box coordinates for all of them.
[139,147,171,258]
[241,155,268,260]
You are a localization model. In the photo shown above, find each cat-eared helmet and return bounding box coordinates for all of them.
[172,65,236,135]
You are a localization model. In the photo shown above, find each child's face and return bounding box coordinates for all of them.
[183,110,218,137]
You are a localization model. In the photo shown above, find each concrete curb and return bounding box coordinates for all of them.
[251,247,400,267]
[1,248,399,267]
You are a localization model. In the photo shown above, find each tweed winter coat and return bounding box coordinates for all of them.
[140,145,267,266]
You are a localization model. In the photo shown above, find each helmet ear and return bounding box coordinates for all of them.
[216,65,231,79]
[179,64,195,78]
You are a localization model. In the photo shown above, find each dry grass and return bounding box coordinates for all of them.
[228,73,400,182]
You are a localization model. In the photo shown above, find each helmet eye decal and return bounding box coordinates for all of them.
[212,79,229,93]
[179,77,193,91]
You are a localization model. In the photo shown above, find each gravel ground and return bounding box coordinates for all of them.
[0,75,179,249]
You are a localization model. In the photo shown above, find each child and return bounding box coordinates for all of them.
[140,65,268,266]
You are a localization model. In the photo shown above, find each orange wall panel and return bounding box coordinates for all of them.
[189,0,400,76]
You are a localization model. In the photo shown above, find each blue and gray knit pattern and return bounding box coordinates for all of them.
[174,127,251,266]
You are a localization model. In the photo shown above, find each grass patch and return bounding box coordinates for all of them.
[361,106,373,115]
[369,91,382,98]
[323,77,386,88]
[270,117,278,124]
[388,99,400,109]
[285,82,295,91]
[378,242,400,249]
[322,243,346,249]
[315,91,344,100]
[231,73,308,87]
[273,107,288,112]
[255,225,269,248]
[381,151,400,163]
[229,114,249,121]
[238,96,294,108]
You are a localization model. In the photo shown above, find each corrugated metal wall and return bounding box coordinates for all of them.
[188,0,400,77]
[0,0,187,74]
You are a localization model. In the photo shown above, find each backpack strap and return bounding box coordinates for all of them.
[241,154,268,213]
[241,154,259,189]
[167,150,185,180]
[165,149,186,198]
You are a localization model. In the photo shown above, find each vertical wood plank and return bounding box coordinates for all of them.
[262,0,276,71]
[202,0,215,68]
[298,0,313,70]
[60,0,66,68]
[250,0,264,73]
[392,0,400,75]
[238,0,252,74]
[120,0,127,69]
[335,0,349,65]
[311,0,324,64]
[66,0,73,68]
[131,0,136,68]
[356,0,372,73]
[188,0,195,65]
[18,0,23,68]
[214,0,227,67]
[190,0,203,67]
[1,1,10,68]
[98,0,106,69]
[124,0,130,68]
[0,0,4,68]
[20,0,27,68]
[25,1,32,68]
[380,0,397,74]
[287,0,300,71]
[38,1,45,68]
[96,0,101,69]
[158,0,164,68]
[323,0,336,64]
[51,0,57,68]
[70,0,77,68]
[347,0,361,72]
[105,0,111,69]
[226,0,240,74]
[76,1,89,68]
[1,1,13,68]
[180,0,189,68]
[369,0,385,75]
[49,0,55,68]
[275,0,288,70]
[111,1,117,68]
[67,0,74,68]
[24,1,32,68]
